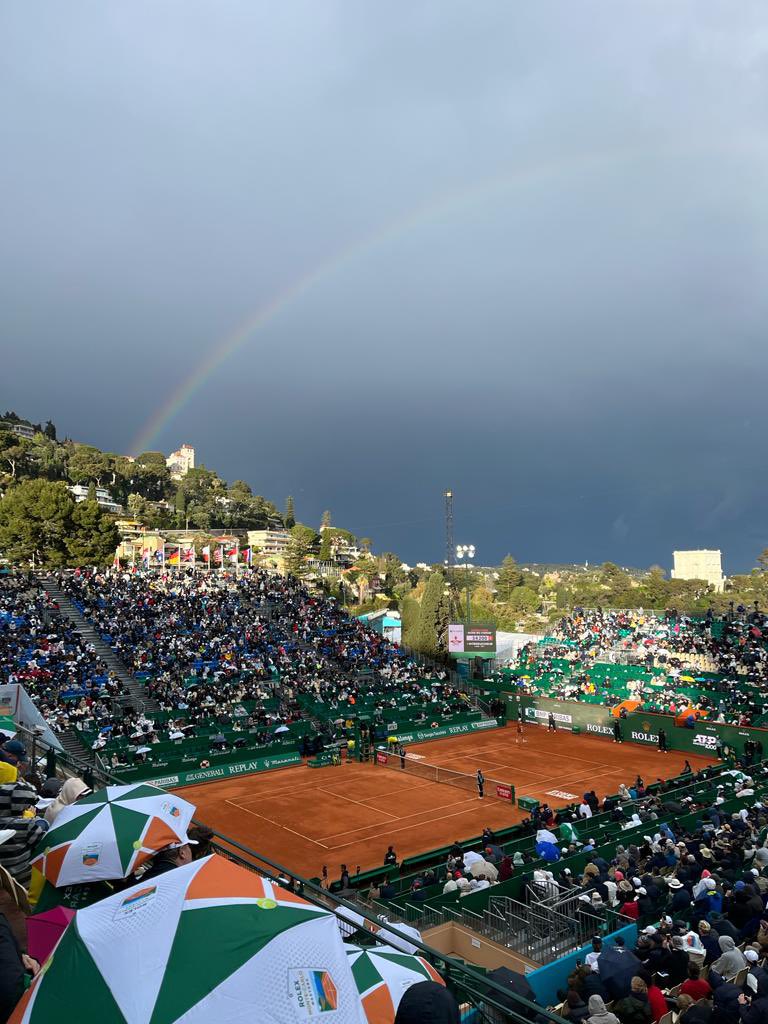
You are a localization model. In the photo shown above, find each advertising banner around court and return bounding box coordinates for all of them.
[391,718,502,745]
[133,750,303,789]
[495,784,513,800]
[508,693,767,758]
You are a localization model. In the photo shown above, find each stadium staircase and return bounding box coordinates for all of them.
[39,580,159,757]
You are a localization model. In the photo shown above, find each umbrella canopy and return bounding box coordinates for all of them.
[346,947,444,1024]
[596,947,642,1000]
[12,854,366,1024]
[30,783,195,887]
[535,841,560,862]
[26,906,75,964]
[469,859,497,879]
[485,968,539,1020]
[0,716,16,737]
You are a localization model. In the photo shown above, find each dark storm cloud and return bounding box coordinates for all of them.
[2,2,768,570]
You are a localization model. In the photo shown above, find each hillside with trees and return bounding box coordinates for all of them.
[3,413,768,656]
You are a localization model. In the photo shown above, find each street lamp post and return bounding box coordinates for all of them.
[455,544,475,629]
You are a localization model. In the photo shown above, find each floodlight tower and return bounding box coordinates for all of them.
[443,489,454,570]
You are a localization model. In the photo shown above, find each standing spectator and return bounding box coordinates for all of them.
[0,782,47,888]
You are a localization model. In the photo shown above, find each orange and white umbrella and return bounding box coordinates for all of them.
[346,947,445,1024]
[12,854,366,1023]
[30,783,195,887]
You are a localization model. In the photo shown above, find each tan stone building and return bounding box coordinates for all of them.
[671,549,725,592]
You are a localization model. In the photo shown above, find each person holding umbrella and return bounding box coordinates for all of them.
[138,837,198,881]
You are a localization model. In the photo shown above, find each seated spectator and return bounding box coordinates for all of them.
[138,837,198,882]
[710,935,747,981]
[586,995,619,1024]
[674,994,711,1024]
[613,976,652,1024]
[44,776,91,825]
[562,989,590,1023]
[679,963,711,1002]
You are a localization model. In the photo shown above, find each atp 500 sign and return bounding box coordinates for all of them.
[692,733,719,749]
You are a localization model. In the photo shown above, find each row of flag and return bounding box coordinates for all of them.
[120,542,253,569]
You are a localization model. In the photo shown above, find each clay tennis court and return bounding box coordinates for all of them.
[175,724,716,879]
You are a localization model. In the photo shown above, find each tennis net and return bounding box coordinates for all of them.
[375,747,515,804]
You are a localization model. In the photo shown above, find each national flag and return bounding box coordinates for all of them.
[153,550,164,565]
[201,545,210,563]
[165,545,180,566]
[242,547,252,565]
[180,545,195,565]
[224,544,238,565]
[213,545,223,564]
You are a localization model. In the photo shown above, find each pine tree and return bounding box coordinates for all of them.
[284,496,295,528]
[318,529,333,561]
[0,480,75,567]
[321,509,332,529]
[498,555,523,600]
[68,493,119,566]
[416,571,450,655]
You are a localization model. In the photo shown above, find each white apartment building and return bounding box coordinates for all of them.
[68,485,123,514]
[1,421,35,440]
[248,528,291,559]
[166,444,195,479]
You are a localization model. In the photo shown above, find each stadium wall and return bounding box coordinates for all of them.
[389,717,504,744]
[506,693,767,758]
[138,750,303,788]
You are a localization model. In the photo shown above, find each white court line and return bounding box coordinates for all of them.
[324,800,503,851]
[232,775,435,806]
[224,798,329,849]
[316,787,398,820]
[317,792,479,842]
[433,737,618,769]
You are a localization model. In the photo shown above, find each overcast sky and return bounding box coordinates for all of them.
[3,3,768,571]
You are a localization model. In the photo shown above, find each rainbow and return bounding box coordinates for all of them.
[129,141,728,454]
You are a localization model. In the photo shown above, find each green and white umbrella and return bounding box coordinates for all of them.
[346,947,445,1024]
[30,783,195,887]
[11,854,365,1024]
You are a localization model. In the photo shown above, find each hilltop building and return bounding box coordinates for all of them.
[67,485,123,514]
[671,549,725,592]
[248,528,291,570]
[1,420,34,440]
[166,444,195,479]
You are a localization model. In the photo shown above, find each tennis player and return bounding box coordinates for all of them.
[476,769,485,798]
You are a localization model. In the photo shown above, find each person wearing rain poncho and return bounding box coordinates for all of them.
[531,869,558,900]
